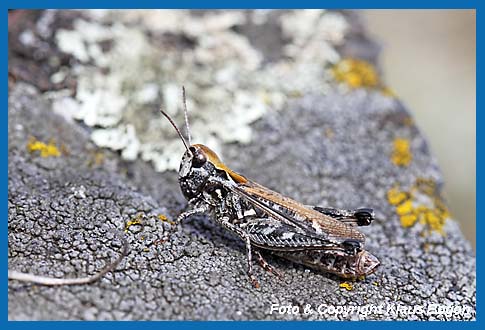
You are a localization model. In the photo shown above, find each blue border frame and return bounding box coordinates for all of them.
[4,1,479,327]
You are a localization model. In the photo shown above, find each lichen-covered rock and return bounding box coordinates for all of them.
[8,10,475,320]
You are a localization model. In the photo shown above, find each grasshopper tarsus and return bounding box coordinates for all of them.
[250,275,260,289]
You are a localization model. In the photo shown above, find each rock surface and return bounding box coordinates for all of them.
[8,10,475,320]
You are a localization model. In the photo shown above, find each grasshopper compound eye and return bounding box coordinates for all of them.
[190,147,207,168]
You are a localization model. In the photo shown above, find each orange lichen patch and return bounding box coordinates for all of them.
[391,138,412,167]
[387,179,450,235]
[339,282,354,291]
[332,58,380,89]
[158,214,175,225]
[27,137,61,157]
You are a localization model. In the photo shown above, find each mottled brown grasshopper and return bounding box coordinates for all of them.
[160,88,380,288]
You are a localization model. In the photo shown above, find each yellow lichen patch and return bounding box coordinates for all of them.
[288,90,303,98]
[381,86,397,98]
[324,127,334,139]
[417,208,448,235]
[403,117,414,127]
[124,215,143,233]
[413,178,437,197]
[400,213,418,228]
[386,179,450,235]
[391,138,412,167]
[27,137,61,157]
[59,143,70,156]
[332,58,380,89]
[261,90,272,105]
[339,282,354,291]
[158,214,175,225]
[387,187,409,206]
[395,200,413,216]
[92,151,105,166]
[423,243,430,252]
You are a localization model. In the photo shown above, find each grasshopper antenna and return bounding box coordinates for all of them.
[182,86,192,145]
[160,108,192,155]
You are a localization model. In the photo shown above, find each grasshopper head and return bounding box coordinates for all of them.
[178,144,247,200]
[178,144,213,178]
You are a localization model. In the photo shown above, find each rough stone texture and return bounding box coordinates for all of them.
[8,10,475,320]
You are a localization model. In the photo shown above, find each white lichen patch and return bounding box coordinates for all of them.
[91,124,140,160]
[279,10,347,62]
[50,10,350,171]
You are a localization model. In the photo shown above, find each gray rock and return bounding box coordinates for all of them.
[8,10,475,321]
[8,82,476,320]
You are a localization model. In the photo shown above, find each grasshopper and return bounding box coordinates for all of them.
[160,88,380,288]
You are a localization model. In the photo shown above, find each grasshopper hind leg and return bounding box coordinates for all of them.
[254,250,284,279]
[312,206,375,226]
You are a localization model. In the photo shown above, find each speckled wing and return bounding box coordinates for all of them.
[232,181,366,247]
[241,216,346,251]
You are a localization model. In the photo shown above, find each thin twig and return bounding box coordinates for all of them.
[8,235,129,286]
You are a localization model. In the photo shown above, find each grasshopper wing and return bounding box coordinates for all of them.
[230,180,366,251]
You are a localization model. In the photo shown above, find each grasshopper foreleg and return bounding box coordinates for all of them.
[174,205,209,227]
[160,205,208,243]
[219,215,260,288]
[244,235,260,288]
